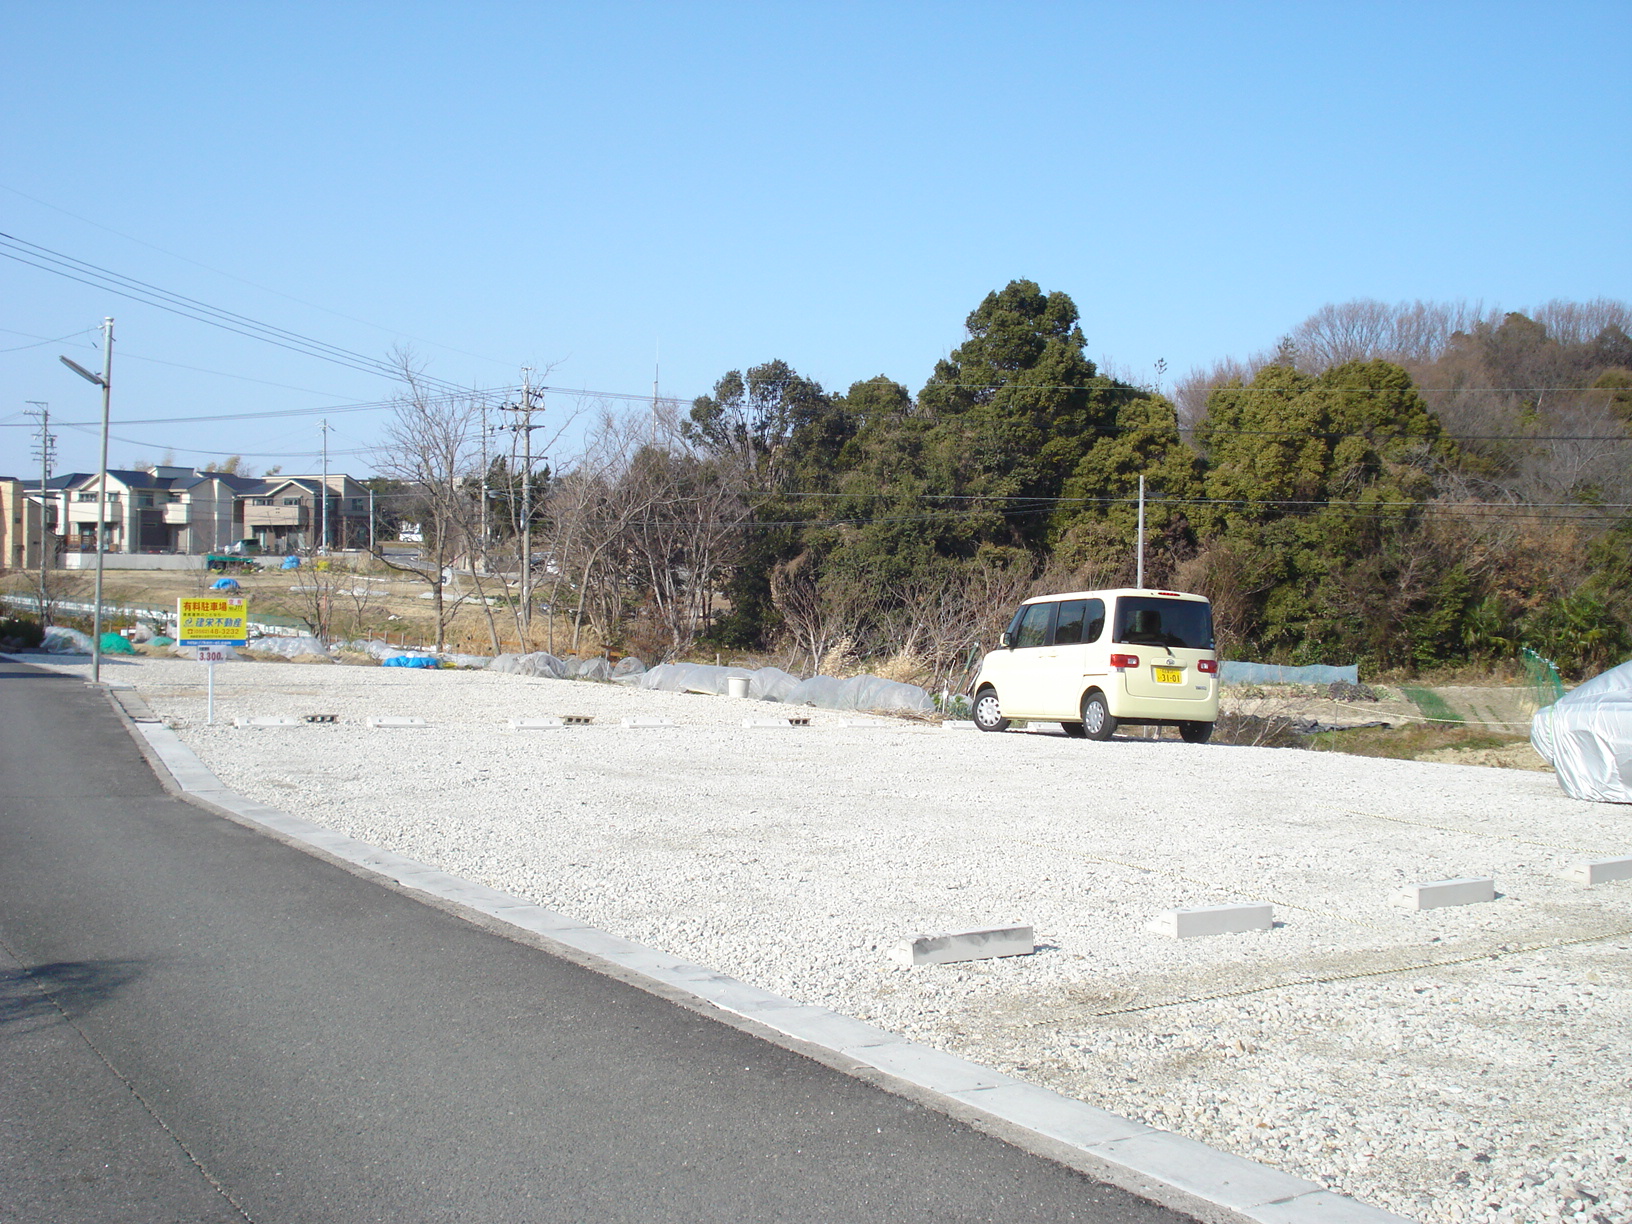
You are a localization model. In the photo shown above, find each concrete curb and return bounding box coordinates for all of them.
[120,709,1412,1224]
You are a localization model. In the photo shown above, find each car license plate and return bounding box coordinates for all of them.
[1155,667,1183,684]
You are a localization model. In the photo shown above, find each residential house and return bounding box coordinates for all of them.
[0,476,55,571]
[240,475,372,553]
[21,466,372,558]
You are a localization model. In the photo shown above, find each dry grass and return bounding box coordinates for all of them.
[1307,723,1529,761]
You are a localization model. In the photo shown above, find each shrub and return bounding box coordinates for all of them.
[0,616,45,648]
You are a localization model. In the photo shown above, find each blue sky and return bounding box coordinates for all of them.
[2,1,1627,477]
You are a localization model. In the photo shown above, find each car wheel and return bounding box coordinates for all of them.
[1060,722,1088,738]
[1081,692,1117,741]
[1180,720,1214,744]
[973,688,1009,733]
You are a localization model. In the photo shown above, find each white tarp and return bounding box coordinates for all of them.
[638,663,800,702]
[488,652,569,679]
[1532,659,1632,804]
[246,635,329,659]
[611,657,647,684]
[784,673,934,713]
[43,626,95,654]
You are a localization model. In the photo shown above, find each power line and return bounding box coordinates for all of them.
[0,180,516,370]
[0,231,470,393]
[0,326,98,354]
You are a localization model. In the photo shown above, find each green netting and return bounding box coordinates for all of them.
[1521,646,1565,710]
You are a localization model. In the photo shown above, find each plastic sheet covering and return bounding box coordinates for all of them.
[611,657,647,684]
[246,635,329,659]
[1219,662,1360,685]
[576,657,612,681]
[99,633,136,654]
[443,654,491,669]
[347,639,431,663]
[636,662,791,700]
[785,674,934,713]
[748,667,800,702]
[383,655,441,669]
[638,662,745,695]
[487,652,569,679]
[1531,659,1632,803]
[43,626,94,654]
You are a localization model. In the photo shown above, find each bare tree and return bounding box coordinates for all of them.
[370,353,484,652]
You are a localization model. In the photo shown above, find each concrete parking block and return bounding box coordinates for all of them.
[620,716,675,728]
[890,925,1035,966]
[941,720,976,730]
[366,716,428,729]
[506,717,564,730]
[1565,857,1632,886]
[1147,903,1274,938]
[743,718,793,728]
[1390,877,1495,909]
[233,716,302,728]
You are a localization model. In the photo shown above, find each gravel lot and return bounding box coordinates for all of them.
[29,654,1632,1224]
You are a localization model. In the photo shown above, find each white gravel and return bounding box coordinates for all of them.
[37,654,1632,1224]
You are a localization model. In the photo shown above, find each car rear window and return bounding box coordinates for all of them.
[1113,596,1214,651]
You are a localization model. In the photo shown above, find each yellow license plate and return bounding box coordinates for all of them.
[1154,667,1183,684]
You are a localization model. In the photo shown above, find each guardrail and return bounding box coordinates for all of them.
[1,593,305,637]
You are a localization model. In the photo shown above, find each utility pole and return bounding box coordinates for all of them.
[500,370,540,637]
[368,486,376,552]
[318,418,332,553]
[25,402,55,621]
[479,401,490,552]
[1135,474,1146,590]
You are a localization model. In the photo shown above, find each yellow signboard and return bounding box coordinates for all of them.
[177,597,248,645]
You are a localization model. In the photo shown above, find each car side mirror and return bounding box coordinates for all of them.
[1000,631,1012,649]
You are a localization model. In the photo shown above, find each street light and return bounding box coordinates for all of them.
[60,317,114,685]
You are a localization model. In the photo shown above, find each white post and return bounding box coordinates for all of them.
[207,658,215,725]
[1135,474,1146,590]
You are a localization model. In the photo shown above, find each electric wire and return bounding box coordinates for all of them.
[0,231,471,392]
[0,180,516,370]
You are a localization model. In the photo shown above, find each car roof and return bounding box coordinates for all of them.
[1019,588,1209,605]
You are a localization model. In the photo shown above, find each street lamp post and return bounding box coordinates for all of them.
[60,317,114,685]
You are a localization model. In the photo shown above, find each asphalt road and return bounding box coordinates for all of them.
[0,657,1195,1223]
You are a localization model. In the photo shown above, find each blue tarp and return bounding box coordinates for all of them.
[209,577,241,592]
[381,655,441,669]
[281,555,301,570]
[1219,661,1359,685]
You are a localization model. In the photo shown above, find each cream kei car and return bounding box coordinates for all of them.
[970,588,1220,742]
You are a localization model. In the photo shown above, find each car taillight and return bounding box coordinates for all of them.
[1110,653,1140,668]
[1197,659,1218,674]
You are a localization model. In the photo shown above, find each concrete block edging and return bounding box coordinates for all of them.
[120,712,1410,1224]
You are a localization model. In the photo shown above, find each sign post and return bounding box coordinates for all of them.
[177,597,248,725]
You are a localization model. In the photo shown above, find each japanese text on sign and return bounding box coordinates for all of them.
[177,597,248,645]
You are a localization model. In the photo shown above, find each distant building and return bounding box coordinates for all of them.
[14,465,373,564]
[0,476,55,570]
[240,475,373,553]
